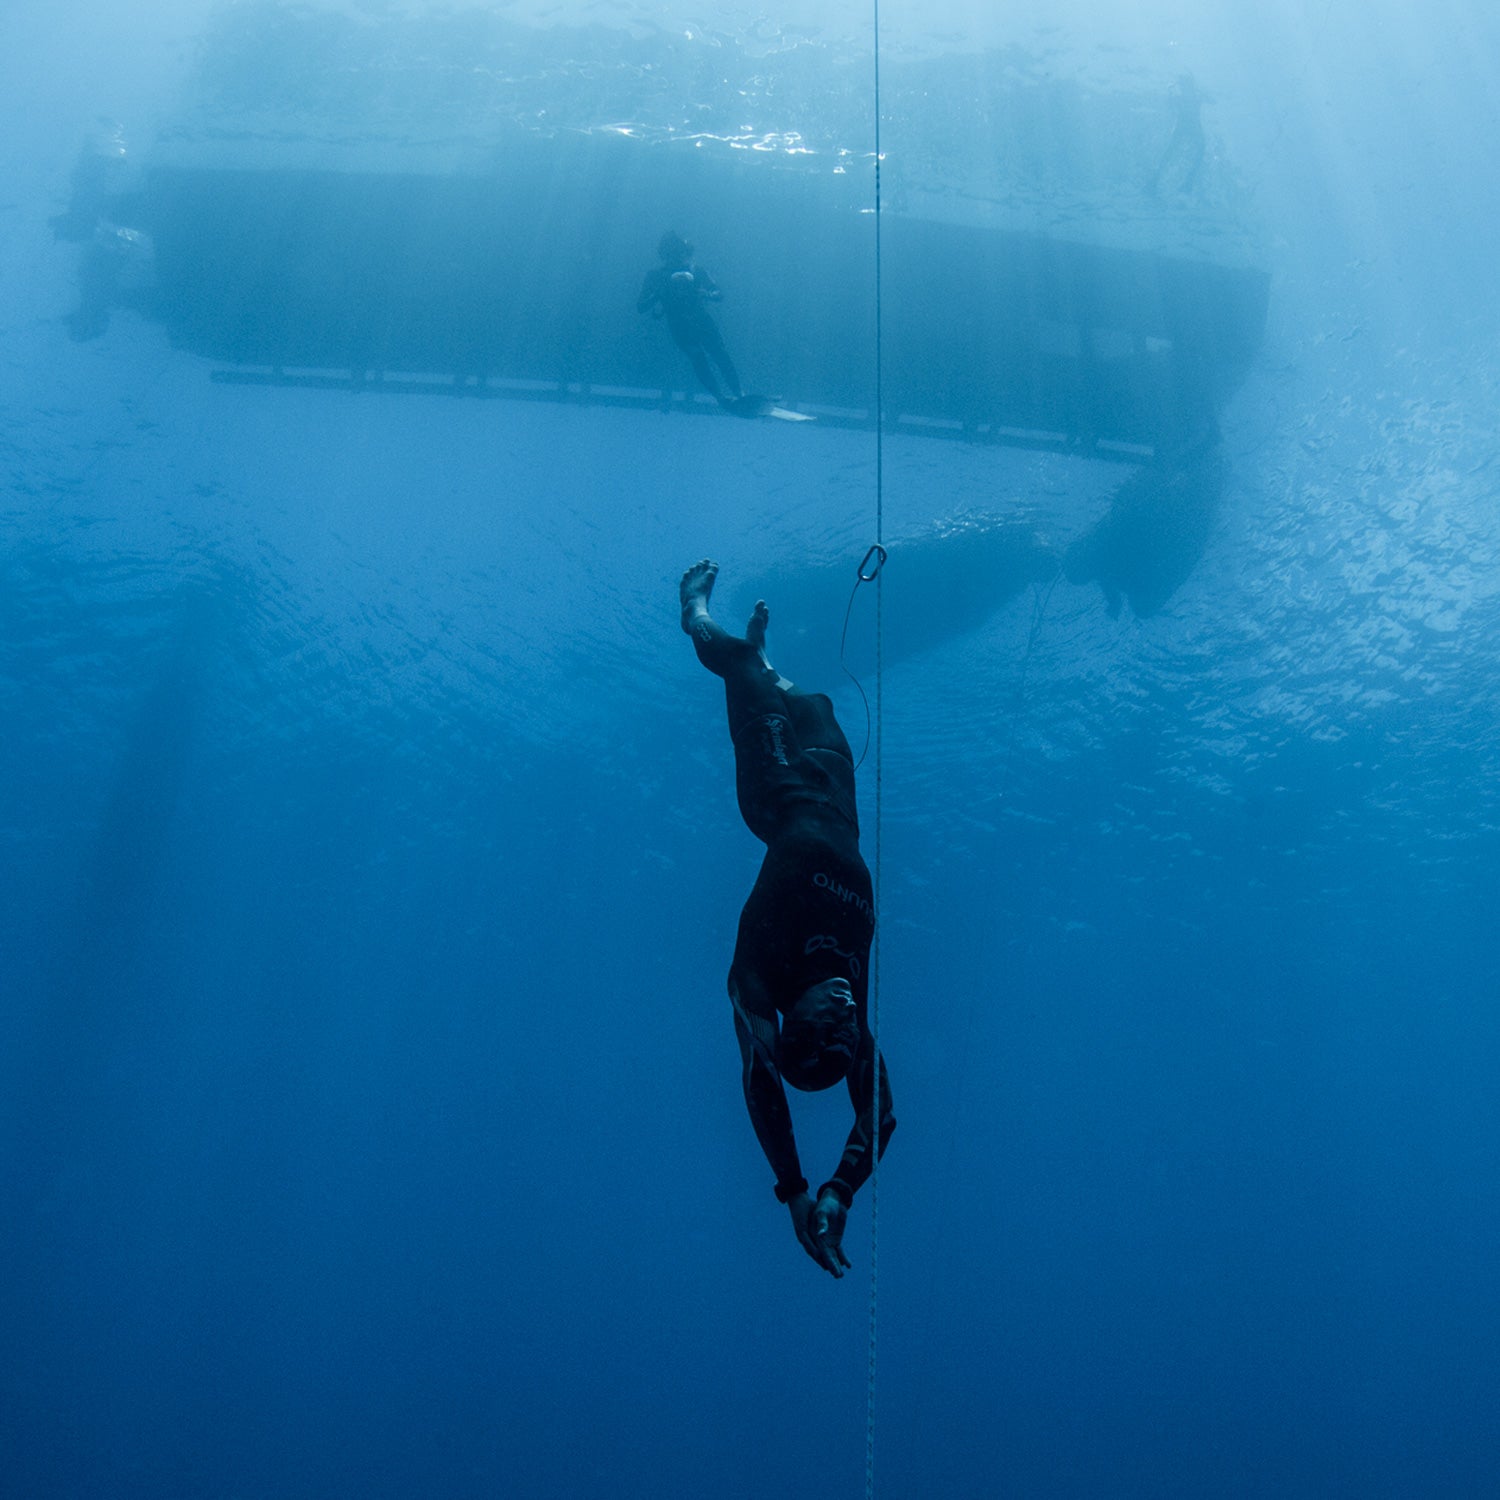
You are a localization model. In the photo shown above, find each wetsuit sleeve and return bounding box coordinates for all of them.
[695,267,722,300]
[821,1032,895,1207]
[730,976,807,1201]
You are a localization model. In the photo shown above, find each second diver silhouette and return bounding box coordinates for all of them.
[637,230,811,422]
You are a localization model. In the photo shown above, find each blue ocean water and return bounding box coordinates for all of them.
[3,3,1499,1497]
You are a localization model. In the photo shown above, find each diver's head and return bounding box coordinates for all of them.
[777,977,859,1092]
[658,229,693,265]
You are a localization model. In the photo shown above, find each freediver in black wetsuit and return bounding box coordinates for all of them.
[639,232,752,411]
[680,559,895,1278]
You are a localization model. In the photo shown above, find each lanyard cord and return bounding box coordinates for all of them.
[865,4,884,1498]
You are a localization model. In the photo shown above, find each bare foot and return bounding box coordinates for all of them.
[680,558,719,632]
[745,599,792,687]
[746,599,769,651]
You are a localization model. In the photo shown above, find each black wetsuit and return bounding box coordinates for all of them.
[638,263,742,404]
[690,614,895,1209]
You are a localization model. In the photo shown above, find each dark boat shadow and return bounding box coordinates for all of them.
[1063,440,1225,619]
[740,517,1060,682]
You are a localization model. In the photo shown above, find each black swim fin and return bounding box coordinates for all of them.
[726,394,813,422]
[727,393,775,418]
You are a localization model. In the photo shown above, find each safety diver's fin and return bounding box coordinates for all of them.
[727,394,814,422]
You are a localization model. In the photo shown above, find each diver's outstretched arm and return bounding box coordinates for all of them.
[730,973,846,1279]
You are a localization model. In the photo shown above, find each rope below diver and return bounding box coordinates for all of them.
[865,4,884,1498]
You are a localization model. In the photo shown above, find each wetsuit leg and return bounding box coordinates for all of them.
[699,322,742,400]
[783,690,859,831]
[687,613,786,737]
[784,691,854,762]
[689,615,850,766]
[669,319,727,402]
[689,613,828,842]
[688,347,726,401]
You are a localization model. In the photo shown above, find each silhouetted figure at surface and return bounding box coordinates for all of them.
[51,118,130,243]
[52,119,155,341]
[680,559,895,1279]
[1149,75,1206,198]
[67,224,155,341]
[638,231,749,409]
[1064,438,1225,618]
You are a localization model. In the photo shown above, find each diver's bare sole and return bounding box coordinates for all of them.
[680,558,718,631]
[746,600,769,651]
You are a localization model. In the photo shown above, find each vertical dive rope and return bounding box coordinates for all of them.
[865,3,885,1499]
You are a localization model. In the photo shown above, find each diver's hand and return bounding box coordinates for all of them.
[788,1191,845,1278]
[812,1187,852,1273]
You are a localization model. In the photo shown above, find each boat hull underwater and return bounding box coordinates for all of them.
[57,11,1270,616]
[121,131,1266,460]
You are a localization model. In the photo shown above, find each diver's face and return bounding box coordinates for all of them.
[805,977,855,1018]
[800,978,858,1061]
